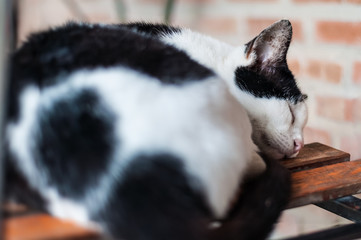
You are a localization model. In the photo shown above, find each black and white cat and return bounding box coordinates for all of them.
[5,20,306,240]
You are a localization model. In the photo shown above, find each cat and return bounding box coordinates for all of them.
[4,20,304,240]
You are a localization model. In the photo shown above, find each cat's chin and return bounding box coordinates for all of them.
[265,150,300,160]
[270,152,286,160]
[260,147,295,160]
[258,147,283,160]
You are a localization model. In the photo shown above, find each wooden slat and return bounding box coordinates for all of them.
[288,160,361,208]
[3,214,100,240]
[280,142,350,172]
[2,202,42,219]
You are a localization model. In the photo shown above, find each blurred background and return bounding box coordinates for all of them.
[12,0,361,239]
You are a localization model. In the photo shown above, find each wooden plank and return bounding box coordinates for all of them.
[1,202,43,220]
[3,214,100,240]
[280,142,350,172]
[288,160,361,208]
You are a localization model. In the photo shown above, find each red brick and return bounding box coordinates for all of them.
[340,135,361,160]
[290,21,303,41]
[353,98,361,122]
[306,60,342,83]
[304,127,332,145]
[247,18,303,41]
[307,60,322,78]
[317,21,361,45]
[198,17,238,35]
[324,62,342,83]
[317,96,348,121]
[288,59,301,76]
[352,62,361,84]
[247,18,277,37]
[346,0,361,3]
[344,99,355,121]
[346,98,361,122]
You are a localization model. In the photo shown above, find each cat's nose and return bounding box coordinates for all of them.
[293,139,304,153]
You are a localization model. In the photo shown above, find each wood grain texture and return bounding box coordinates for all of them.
[288,160,361,208]
[280,142,350,172]
[3,214,100,240]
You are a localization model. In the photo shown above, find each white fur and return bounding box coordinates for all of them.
[45,188,95,228]
[7,67,260,219]
[162,29,253,86]
[7,87,43,187]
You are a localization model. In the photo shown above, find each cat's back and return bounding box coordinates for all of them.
[10,22,215,117]
[11,22,213,84]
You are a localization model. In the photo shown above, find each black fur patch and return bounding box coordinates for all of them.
[34,89,116,198]
[124,22,181,37]
[95,154,211,240]
[235,65,306,103]
[8,22,214,120]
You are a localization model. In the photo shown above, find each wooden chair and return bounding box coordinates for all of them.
[3,142,361,240]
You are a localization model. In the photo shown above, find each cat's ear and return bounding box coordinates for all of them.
[245,20,292,69]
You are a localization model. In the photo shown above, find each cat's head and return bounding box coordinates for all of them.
[233,20,308,159]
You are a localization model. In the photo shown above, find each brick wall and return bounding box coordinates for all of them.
[18,0,361,160]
